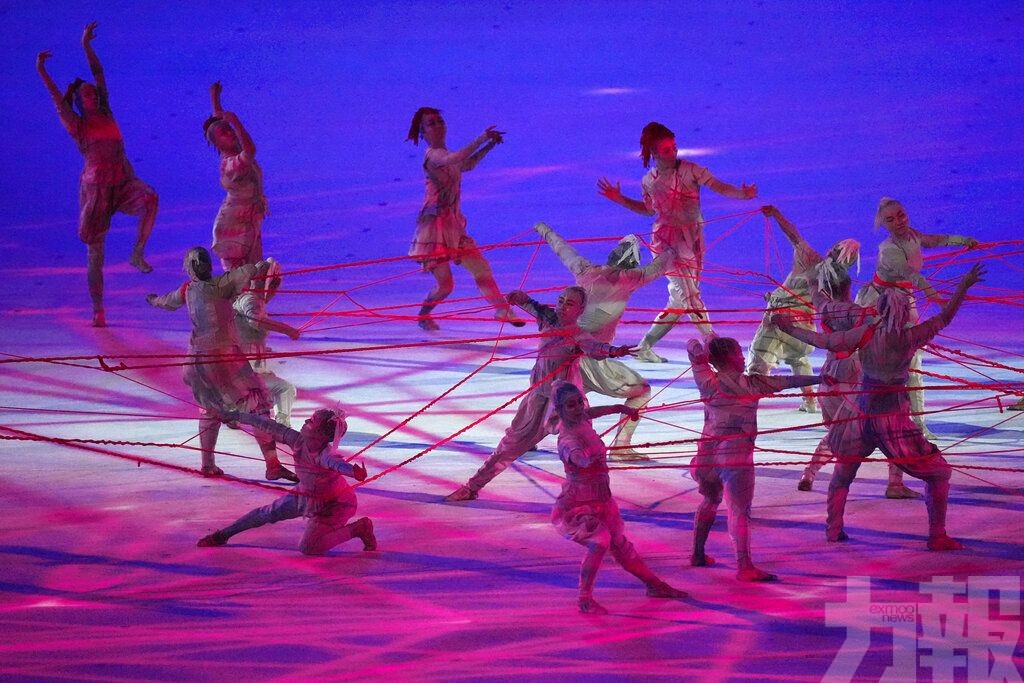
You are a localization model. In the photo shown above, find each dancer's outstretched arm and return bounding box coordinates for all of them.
[597,177,652,216]
[80,22,110,109]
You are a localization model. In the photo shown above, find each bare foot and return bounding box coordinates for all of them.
[130,249,153,274]
[646,580,688,599]
[797,476,813,492]
[357,517,377,551]
[826,530,849,542]
[197,531,227,547]
[265,465,299,483]
[418,317,440,332]
[92,310,106,327]
[885,484,922,499]
[737,566,778,582]
[578,597,608,615]
[927,534,964,551]
[443,485,477,502]
[691,552,715,567]
[201,465,224,477]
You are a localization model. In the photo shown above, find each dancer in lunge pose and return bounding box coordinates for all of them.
[445,286,633,501]
[37,22,158,326]
[205,81,268,271]
[550,382,686,614]
[147,247,297,482]
[535,221,675,459]
[598,121,757,361]
[233,259,299,426]
[198,406,376,555]
[855,198,978,438]
[775,263,985,549]
[746,205,860,414]
[688,336,821,581]
[788,259,918,498]
[406,108,523,330]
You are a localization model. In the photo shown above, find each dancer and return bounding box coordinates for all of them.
[205,81,267,271]
[146,247,296,481]
[198,406,376,555]
[781,261,918,498]
[536,221,675,459]
[598,121,757,361]
[550,382,686,614]
[855,198,978,438]
[406,108,523,330]
[688,336,822,581]
[777,264,985,549]
[445,287,633,501]
[233,259,299,426]
[36,22,158,327]
[746,206,859,413]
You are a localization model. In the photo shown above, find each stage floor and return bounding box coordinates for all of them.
[2,2,1023,680]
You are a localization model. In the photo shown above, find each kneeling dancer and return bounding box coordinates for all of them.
[198,407,376,555]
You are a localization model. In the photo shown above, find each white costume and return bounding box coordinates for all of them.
[453,297,618,498]
[639,159,718,345]
[200,413,374,555]
[212,151,266,270]
[233,291,296,426]
[537,223,672,454]
[553,412,675,607]
[856,227,974,433]
[149,260,289,478]
[689,340,819,574]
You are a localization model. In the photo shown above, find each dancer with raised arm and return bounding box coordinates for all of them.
[776,264,986,549]
[856,198,978,438]
[787,259,918,498]
[549,382,686,614]
[205,81,268,271]
[535,221,674,459]
[598,121,757,361]
[746,205,859,414]
[445,286,633,501]
[198,406,376,555]
[36,22,158,327]
[406,108,523,330]
[688,336,821,582]
[147,247,297,482]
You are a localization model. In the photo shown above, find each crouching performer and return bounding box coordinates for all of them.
[688,336,822,581]
[550,381,686,614]
[198,407,376,555]
[775,264,985,549]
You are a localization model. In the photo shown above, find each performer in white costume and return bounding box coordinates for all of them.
[535,221,674,459]
[406,108,523,331]
[233,259,299,427]
[745,205,859,414]
[789,259,918,498]
[205,81,268,271]
[550,382,686,615]
[445,287,633,501]
[147,247,296,482]
[598,121,757,361]
[776,264,985,550]
[688,336,821,582]
[198,407,376,556]
[855,198,978,438]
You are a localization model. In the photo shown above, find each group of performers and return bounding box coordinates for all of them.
[37,23,1011,614]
